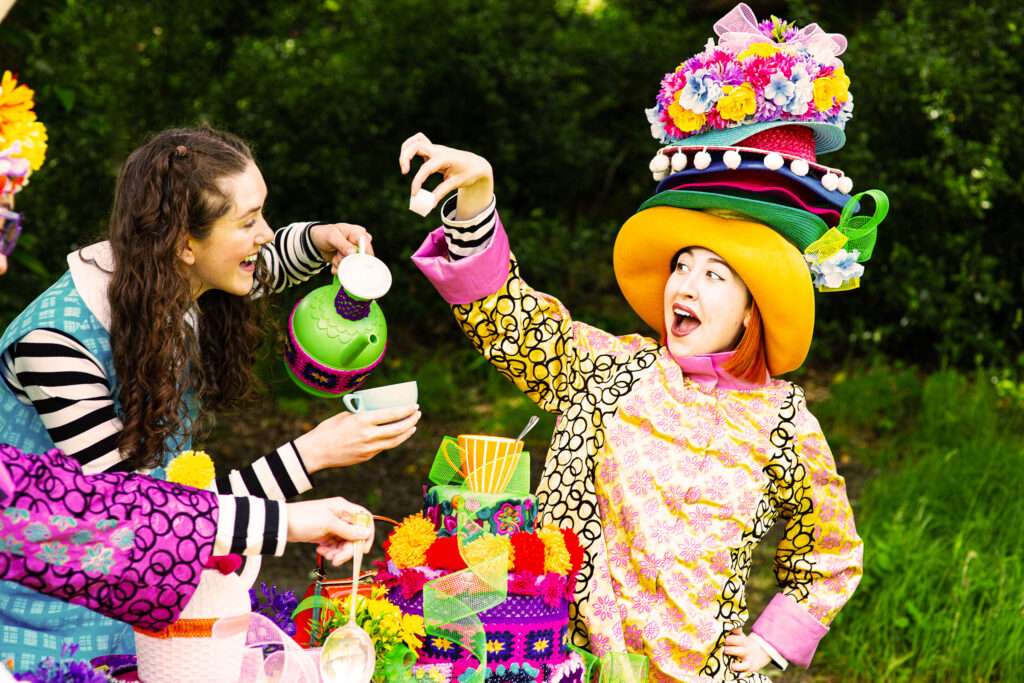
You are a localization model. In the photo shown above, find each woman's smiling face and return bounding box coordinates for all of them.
[180,161,274,298]
[663,246,752,358]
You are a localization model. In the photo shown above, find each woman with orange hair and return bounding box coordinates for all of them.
[397,6,886,681]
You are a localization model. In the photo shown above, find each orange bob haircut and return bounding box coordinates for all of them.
[721,300,769,384]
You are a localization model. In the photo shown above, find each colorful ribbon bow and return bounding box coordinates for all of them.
[803,189,889,292]
[713,2,847,58]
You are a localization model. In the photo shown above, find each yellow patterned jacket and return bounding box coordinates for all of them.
[412,218,863,682]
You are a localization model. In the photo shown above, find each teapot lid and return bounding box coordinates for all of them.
[337,251,392,300]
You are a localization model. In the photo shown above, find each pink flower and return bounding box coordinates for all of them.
[684,486,701,505]
[678,538,701,564]
[666,485,687,514]
[690,506,713,532]
[707,476,728,500]
[696,619,719,641]
[609,540,630,567]
[624,623,643,650]
[696,584,718,609]
[593,595,616,620]
[562,572,575,600]
[691,565,708,583]
[633,590,655,615]
[609,424,632,449]
[398,568,429,600]
[652,522,674,545]
[648,440,670,464]
[631,532,647,553]
[655,406,679,433]
[710,550,731,574]
[589,632,611,657]
[639,553,659,582]
[620,506,640,533]
[509,571,539,596]
[610,484,625,505]
[538,573,568,608]
[599,457,619,484]
[642,498,660,518]
[627,470,653,498]
[651,639,675,663]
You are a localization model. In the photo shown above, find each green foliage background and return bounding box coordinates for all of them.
[2,0,1023,369]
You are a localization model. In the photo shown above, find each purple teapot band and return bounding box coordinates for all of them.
[334,285,371,320]
[285,302,385,395]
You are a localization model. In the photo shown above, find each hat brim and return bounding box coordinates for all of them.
[671,121,847,155]
[613,204,815,376]
[657,161,854,209]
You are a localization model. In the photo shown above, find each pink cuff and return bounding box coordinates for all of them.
[0,456,13,504]
[410,217,511,305]
[750,593,829,669]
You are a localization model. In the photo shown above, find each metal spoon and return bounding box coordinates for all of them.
[319,512,376,683]
[515,415,540,442]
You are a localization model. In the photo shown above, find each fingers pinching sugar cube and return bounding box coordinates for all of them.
[409,189,436,216]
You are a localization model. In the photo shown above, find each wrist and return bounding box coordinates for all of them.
[455,180,494,221]
[292,432,322,474]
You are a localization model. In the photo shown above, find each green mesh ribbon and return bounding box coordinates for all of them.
[429,436,467,486]
[804,189,889,292]
[597,651,650,683]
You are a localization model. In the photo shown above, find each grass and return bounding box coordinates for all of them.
[807,367,1024,681]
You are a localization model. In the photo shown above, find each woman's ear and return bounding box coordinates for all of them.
[178,238,196,266]
[742,304,752,329]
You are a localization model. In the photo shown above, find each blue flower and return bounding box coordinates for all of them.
[806,248,864,289]
[783,64,814,115]
[80,544,116,575]
[0,534,24,555]
[13,643,109,682]
[764,72,795,106]
[48,515,77,531]
[69,530,94,546]
[249,583,298,636]
[679,69,723,114]
[23,523,50,543]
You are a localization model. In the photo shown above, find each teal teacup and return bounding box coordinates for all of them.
[342,381,418,414]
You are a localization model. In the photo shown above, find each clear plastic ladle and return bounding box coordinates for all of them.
[318,512,376,683]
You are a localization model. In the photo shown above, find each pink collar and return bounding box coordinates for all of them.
[669,350,767,390]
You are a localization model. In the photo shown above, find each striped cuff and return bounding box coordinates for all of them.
[213,495,287,556]
[440,195,497,260]
[750,593,829,669]
[218,442,313,500]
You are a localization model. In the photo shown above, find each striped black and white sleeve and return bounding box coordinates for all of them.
[441,195,497,260]
[1,328,126,473]
[213,441,312,500]
[213,495,287,556]
[263,222,328,292]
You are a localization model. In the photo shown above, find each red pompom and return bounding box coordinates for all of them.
[204,554,242,575]
[510,532,546,575]
[424,536,468,572]
[560,528,586,574]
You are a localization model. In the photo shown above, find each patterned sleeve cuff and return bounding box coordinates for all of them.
[214,495,287,557]
[750,593,829,669]
[748,632,789,671]
[411,214,512,305]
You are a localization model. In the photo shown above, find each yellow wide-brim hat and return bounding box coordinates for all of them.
[614,203,815,376]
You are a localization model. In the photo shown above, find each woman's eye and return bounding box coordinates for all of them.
[676,262,690,272]
[708,270,724,281]
[243,218,258,229]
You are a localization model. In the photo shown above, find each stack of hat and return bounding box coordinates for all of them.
[614,2,889,375]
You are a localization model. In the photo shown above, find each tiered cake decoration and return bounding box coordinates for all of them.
[374,435,591,683]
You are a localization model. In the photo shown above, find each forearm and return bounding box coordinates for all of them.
[212,441,313,499]
[212,494,287,556]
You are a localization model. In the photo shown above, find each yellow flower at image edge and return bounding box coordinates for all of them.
[389,513,438,568]
[716,83,757,122]
[165,450,216,489]
[0,71,37,128]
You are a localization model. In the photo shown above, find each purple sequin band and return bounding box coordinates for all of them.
[285,302,385,395]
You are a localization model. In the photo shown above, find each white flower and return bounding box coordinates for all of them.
[806,248,864,288]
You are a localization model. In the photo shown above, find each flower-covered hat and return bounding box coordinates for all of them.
[614,2,889,375]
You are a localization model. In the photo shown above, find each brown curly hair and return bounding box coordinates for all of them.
[107,127,273,471]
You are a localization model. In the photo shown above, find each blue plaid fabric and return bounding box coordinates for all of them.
[0,269,192,670]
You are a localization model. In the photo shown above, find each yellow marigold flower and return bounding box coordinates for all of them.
[1,119,47,171]
[165,450,216,489]
[538,525,572,574]
[668,102,707,133]
[463,533,513,571]
[389,513,438,569]
[737,42,780,60]
[716,83,757,122]
[0,71,37,129]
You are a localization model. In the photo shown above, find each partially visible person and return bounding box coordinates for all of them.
[0,123,418,668]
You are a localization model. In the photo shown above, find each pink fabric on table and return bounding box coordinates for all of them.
[750,592,830,669]
[411,217,511,305]
[669,349,769,390]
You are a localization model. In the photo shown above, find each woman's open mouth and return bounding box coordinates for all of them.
[672,305,701,336]
[240,253,258,272]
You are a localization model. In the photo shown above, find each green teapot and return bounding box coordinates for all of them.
[284,248,391,397]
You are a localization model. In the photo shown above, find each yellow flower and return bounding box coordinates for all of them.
[2,119,47,171]
[388,513,437,569]
[716,83,757,122]
[400,612,425,650]
[165,450,216,489]
[537,525,572,574]
[668,102,707,133]
[462,533,513,571]
[813,77,837,111]
[737,42,780,60]
[0,71,37,129]
[833,67,851,104]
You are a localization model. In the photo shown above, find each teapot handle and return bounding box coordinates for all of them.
[238,554,262,589]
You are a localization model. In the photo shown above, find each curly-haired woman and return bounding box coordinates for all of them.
[0,126,419,668]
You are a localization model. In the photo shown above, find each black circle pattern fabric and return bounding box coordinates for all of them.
[0,443,217,630]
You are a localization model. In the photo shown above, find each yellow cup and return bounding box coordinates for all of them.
[457,434,524,493]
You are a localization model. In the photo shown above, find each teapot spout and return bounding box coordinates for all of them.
[337,333,377,367]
